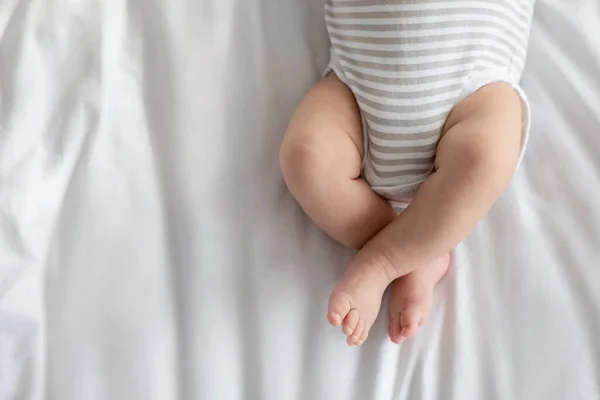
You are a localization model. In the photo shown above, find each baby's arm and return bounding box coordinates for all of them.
[354,83,523,277]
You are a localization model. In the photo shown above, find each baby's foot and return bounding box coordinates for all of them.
[388,254,450,344]
[327,253,400,346]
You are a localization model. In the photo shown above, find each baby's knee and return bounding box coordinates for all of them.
[279,131,330,192]
[436,123,521,196]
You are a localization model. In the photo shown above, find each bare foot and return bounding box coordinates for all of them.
[327,252,402,346]
[387,253,450,344]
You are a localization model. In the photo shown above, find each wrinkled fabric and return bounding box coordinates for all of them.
[1,0,599,399]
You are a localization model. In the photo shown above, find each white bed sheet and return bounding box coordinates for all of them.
[1,0,600,399]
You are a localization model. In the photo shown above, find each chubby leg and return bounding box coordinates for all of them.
[280,74,396,250]
[328,83,524,343]
[280,75,398,344]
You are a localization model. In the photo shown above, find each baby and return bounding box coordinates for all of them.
[280,0,535,346]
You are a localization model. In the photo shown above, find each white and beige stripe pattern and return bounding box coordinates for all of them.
[325,0,535,205]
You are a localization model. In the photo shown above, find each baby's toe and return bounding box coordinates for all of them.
[389,313,403,344]
[357,325,369,346]
[400,306,424,339]
[342,309,360,336]
[327,291,353,327]
[347,318,365,346]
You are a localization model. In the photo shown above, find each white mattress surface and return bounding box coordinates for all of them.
[1,0,600,399]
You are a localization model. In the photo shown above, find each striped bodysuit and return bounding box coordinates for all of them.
[325,0,535,210]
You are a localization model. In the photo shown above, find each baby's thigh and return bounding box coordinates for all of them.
[437,82,524,169]
[283,75,365,175]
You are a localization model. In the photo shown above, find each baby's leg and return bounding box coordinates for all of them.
[329,83,524,344]
[281,75,398,344]
[280,74,396,250]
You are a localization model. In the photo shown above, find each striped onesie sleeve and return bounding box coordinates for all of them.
[325,0,535,210]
